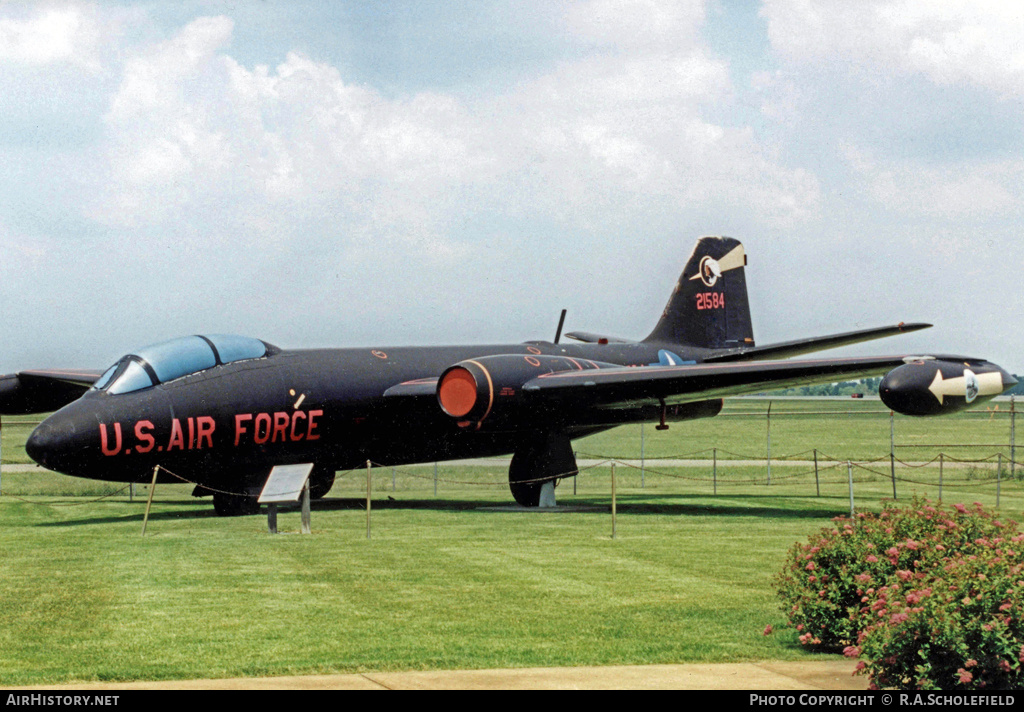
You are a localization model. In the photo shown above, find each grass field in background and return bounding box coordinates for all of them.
[0,397,1020,686]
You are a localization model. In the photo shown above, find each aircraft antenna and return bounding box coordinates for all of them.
[554,309,567,344]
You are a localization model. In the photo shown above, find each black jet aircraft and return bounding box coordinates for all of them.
[1,237,1016,515]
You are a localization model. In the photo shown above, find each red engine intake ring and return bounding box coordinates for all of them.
[438,366,479,418]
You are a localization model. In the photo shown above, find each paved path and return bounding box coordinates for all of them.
[6,660,866,690]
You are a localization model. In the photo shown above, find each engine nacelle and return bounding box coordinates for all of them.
[880,358,1016,416]
[437,354,614,426]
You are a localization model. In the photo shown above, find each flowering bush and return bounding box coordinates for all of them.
[775,499,1018,652]
[853,526,1024,689]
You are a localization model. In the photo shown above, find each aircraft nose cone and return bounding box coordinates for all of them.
[25,418,76,471]
[26,421,59,468]
[25,424,50,467]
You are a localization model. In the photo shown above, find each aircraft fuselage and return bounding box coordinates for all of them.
[26,339,701,490]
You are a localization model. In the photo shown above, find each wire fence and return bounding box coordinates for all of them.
[1,397,1021,513]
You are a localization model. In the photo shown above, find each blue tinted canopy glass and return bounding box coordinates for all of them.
[136,336,217,384]
[97,334,269,395]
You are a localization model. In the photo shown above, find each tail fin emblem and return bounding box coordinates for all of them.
[688,244,747,287]
[692,256,722,287]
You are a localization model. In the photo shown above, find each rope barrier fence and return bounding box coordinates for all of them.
[2,398,1021,513]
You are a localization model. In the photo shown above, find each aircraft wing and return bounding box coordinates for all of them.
[701,323,931,362]
[0,369,104,415]
[520,355,915,409]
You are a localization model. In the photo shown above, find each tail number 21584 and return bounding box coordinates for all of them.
[696,292,725,310]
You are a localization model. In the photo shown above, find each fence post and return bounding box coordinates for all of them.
[611,462,617,539]
[939,453,944,503]
[1011,395,1017,482]
[847,461,854,518]
[997,453,1002,510]
[713,447,717,495]
[640,423,645,489]
[814,449,819,497]
[890,410,897,499]
[766,402,772,486]
[141,465,160,537]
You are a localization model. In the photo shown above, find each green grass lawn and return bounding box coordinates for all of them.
[0,398,1020,686]
[0,486,855,685]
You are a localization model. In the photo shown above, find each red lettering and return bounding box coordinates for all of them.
[167,419,185,451]
[99,423,123,456]
[187,417,195,449]
[272,412,290,443]
[696,292,725,310]
[290,411,307,441]
[134,420,155,453]
[307,409,322,441]
[234,413,252,446]
[254,413,272,444]
[196,416,215,450]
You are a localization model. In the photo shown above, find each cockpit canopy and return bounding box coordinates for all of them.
[92,335,273,395]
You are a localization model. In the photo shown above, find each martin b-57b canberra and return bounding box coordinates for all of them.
[1,237,1016,515]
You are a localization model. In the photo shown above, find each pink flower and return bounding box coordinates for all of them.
[1000,660,1011,673]
[806,562,817,571]
[763,625,773,636]
[958,668,973,684]
[886,547,900,557]
[866,555,878,563]
[954,503,968,514]
[966,659,977,668]
[843,646,861,658]
[897,570,913,582]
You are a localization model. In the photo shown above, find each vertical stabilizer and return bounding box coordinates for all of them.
[644,236,755,350]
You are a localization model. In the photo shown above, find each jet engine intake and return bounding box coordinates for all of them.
[437,354,613,426]
[879,358,1016,416]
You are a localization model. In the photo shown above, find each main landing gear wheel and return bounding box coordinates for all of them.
[213,491,261,517]
[308,465,336,500]
[508,433,578,507]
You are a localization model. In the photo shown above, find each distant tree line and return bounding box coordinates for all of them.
[760,377,883,397]
[1006,377,1024,397]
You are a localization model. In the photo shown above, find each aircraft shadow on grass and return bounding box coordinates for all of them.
[31,493,853,528]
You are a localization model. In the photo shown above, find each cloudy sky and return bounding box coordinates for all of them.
[1,0,1022,374]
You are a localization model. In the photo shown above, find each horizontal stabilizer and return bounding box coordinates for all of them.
[0,369,103,415]
[702,323,931,362]
[563,331,634,344]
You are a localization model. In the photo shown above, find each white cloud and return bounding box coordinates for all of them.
[0,4,104,70]
[762,0,1024,98]
[564,0,706,50]
[87,1,819,251]
[842,143,1024,219]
